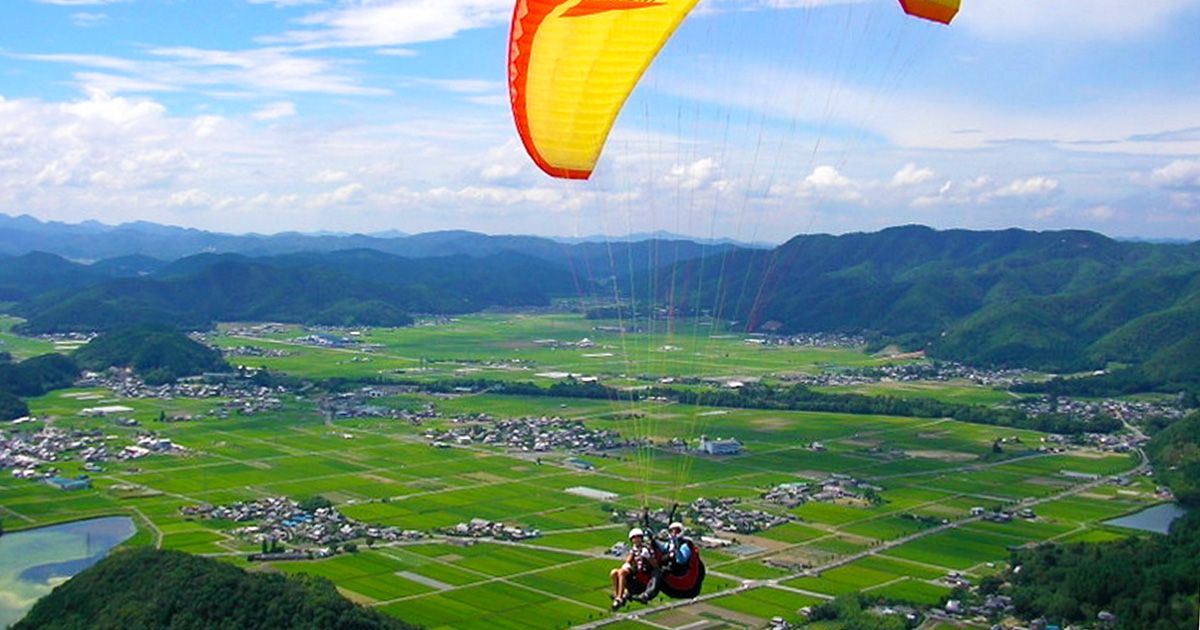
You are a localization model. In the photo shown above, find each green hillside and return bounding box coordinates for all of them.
[657,226,1200,380]
[13,548,419,630]
[73,326,231,384]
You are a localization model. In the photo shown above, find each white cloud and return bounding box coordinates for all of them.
[797,165,863,203]
[959,0,1196,42]
[700,0,870,13]
[423,79,501,94]
[962,176,992,191]
[168,189,214,208]
[667,158,722,191]
[375,48,418,57]
[805,165,850,189]
[891,163,935,187]
[1086,205,1116,220]
[71,12,108,27]
[1151,160,1200,189]
[481,163,521,181]
[17,47,387,97]
[658,59,1200,157]
[309,183,366,207]
[34,0,125,5]
[264,0,513,49]
[251,101,297,121]
[191,115,224,138]
[981,176,1060,201]
[59,90,165,127]
[246,0,323,7]
[311,170,349,184]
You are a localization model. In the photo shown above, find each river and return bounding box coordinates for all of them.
[0,516,136,628]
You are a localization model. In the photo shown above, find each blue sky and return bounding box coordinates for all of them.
[1,0,1198,241]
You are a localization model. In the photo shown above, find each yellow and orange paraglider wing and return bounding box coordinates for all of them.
[898,0,960,25]
[508,0,699,180]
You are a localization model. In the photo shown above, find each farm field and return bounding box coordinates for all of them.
[0,316,57,360]
[0,314,1159,629]
[212,314,898,385]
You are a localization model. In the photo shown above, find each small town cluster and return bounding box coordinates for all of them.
[321,389,439,423]
[181,497,422,550]
[3,424,182,485]
[686,497,794,534]
[443,518,542,541]
[742,330,868,348]
[1013,394,1186,425]
[612,498,792,538]
[761,474,883,508]
[77,368,287,417]
[424,415,629,452]
[783,361,1027,388]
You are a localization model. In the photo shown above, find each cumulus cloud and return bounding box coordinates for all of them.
[667,158,722,191]
[794,165,863,203]
[805,165,851,189]
[1151,160,1200,189]
[890,163,935,187]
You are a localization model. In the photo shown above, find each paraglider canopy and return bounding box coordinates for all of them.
[508,0,961,180]
[899,0,960,24]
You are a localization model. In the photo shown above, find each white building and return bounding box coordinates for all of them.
[699,435,742,456]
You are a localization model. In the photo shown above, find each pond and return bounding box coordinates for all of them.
[1104,502,1190,535]
[0,516,136,627]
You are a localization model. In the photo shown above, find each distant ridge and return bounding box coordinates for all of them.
[0,213,758,262]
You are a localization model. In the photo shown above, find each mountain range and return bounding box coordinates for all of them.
[0,213,758,262]
[2,216,1198,391]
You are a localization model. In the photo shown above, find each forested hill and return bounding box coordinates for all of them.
[13,548,419,630]
[10,250,579,332]
[4,223,1200,382]
[73,326,231,384]
[653,225,1200,376]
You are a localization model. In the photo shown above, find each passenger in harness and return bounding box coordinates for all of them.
[610,528,659,611]
[657,521,693,574]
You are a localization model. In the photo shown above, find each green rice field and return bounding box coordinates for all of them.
[0,313,1159,629]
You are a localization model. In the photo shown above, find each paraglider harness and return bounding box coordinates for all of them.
[625,506,706,603]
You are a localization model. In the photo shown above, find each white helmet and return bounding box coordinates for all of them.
[628,528,645,539]
[668,522,684,532]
